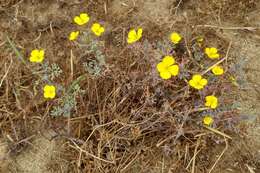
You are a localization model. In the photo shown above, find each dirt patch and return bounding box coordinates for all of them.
[0,140,9,172]
[6,131,65,173]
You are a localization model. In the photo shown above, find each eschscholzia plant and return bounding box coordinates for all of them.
[203,115,214,126]
[74,13,90,26]
[127,28,143,44]
[69,31,80,41]
[212,65,224,75]
[157,56,179,80]
[170,32,182,44]
[91,23,105,36]
[205,47,220,59]
[29,49,45,63]
[43,85,56,99]
[188,74,208,90]
[205,95,218,109]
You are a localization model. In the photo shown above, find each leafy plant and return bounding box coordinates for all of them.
[78,31,106,76]
[50,77,85,117]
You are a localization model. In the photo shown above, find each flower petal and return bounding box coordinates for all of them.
[203,116,214,126]
[162,56,175,66]
[44,85,56,99]
[170,32,182,44]
[80,13,89,21]
[74,16,83,25]
[192,74,202,81]
[168,65,179,76]
[189,80,195,87]
[137,28,143,39]
[212,66,224,75]
[31,49,39,57]
[200,78,208,86]
[156,62,167,72]
[210,47,218,54]
[39,50,44,58]
[160,71,171,80]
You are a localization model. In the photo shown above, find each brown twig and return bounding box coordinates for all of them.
[208,138,228,173]
[69,138,114,164]
[204,126,232,140]
[196,25,260,31]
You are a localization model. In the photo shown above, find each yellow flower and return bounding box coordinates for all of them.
[74,13,90,26]
[170,32,182,44]
[69,31,80,41]
[91,23,105,36]
[229,76,239,87]
[205,47,220,59]
[127,28,143,44]
[212,66,224,75]
[205,95,218,109]
[197,37,203,47]
[29,49,45,63]
[197,37,204,42]
[203,115,214,126]
[189,74,208,90]
[43,85,56,99]
[157,56,179,80]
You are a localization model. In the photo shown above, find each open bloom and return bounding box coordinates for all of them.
[205,47,220,59]
[205,95,218,109]
[189,74,208,90]
[91,23,105,36]
[127,28,143,44]
[74,13,90,25]
[170,32,182,44]
[212,65,224,75]
[69,31,80,41]
[29,49,44,63]
[157,56,179,80]
[43,85,56,99]
[203,115,214,126]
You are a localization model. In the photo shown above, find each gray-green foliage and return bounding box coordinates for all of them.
[50,76,85,117]
[83,60,102,76]
[33,62,63,82]
[50,83,84,117]
[155,39,174,55]
[6,36,26,65]
[78,31,106,76]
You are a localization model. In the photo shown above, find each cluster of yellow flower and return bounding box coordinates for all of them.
[69,13,105,41]
[152,32,223,126]
[28,12,225,127]
[29,49,56,99]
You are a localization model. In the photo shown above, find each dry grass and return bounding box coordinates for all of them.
[0,0,259,172]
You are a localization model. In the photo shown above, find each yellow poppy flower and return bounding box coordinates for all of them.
[203,115,214,126]
[197,37,204,47]
[170,32,182,44]
[205,47,220,59]
[127,28,143,44]
[189,74,208,90]
[69,31,80,41]
[157,56,179,80]
[205,95,218,109]
[74,13,90,26]
[212,66,224,75]
[29,49,45,63]
[43,85,56,99]
[197,37,204,42]
[91,23,105,36]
